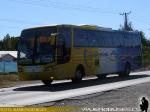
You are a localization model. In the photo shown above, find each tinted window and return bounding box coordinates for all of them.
[111,32,124,47]
[58,27,71,48]
[124,33,141,47]
[74,28,89,47]
[74,28,141,47]
[57,26,71,63]
[21,27,57,38]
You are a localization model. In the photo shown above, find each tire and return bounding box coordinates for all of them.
[72,67,84,83]
[119,63,130,77]
[42,80,53,86]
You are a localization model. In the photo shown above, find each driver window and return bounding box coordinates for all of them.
[57,27,71,64]
[57,36,65,64]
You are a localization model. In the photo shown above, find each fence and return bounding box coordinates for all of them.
[0,61,18,73]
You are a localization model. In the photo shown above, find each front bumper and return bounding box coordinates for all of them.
[18,65,62,80]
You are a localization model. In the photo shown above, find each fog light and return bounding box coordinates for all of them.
[50,77,54,80]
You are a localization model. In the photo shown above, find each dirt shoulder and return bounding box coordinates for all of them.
[0,74,41,88]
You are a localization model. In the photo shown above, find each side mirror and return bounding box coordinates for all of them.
[49,33,57,46]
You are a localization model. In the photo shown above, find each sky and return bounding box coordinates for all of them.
[0,0,150,40]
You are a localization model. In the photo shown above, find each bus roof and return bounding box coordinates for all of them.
[22,24,139,34]
[23,24,75,30]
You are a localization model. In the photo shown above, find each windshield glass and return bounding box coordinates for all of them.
[18,27,56,65]
[36,36,55,63]
[18,37,34,64]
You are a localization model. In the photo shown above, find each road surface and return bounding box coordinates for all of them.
[0,71,150,107]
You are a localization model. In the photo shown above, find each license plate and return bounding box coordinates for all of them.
[25,66,41,72]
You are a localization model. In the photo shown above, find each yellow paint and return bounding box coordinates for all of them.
[0,106,79,112]
[18,25,101,81]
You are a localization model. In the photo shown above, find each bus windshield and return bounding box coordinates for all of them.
[18,27,56,65]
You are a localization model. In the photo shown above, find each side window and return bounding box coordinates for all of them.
[60,28,71,48]
[74,28,88,47]
[87,30,99,47]
[102,32,113,47]
[97,31,105,47]
[124,33,141,47]
[94,31,104,47]
[99,31,105,47]
[57,27,71,64]
[74,29,137,48]
[134,34,141,46]
[132,34,141,46]
[124,33,129,47]
[128,34,133,46]
[112,32,124,47]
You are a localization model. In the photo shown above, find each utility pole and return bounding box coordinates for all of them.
[120,11,131,31]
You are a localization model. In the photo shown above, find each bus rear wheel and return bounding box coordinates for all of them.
[119,63,130,77]
[42,80,53,86]
[72,67,84,83]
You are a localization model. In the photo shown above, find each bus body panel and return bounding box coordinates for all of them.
[18,25,142,81]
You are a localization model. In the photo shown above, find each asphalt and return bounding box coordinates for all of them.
[0,71,150,110]
[35,81,150,112]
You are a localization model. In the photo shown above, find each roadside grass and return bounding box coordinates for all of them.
[137,64,150,71]
[0,73,19,88]
[142,44,150,71]
[143,64,150,70]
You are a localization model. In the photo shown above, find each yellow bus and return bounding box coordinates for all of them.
[17,24,142,85]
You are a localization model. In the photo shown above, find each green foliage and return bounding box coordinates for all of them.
[143,46,150,65]
[120,22,133,31]
[140,31,150,65]
[141,31,150,46]
[0,34,19,50]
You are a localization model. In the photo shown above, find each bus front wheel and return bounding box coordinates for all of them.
[42,80,53,86]
[72,67,84,83]
[119,63,130,77]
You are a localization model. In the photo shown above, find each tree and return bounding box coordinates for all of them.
[119,12,133,31]
[0,34,19,50]
[140,31,150,46]
[139,31,150,66]
[120,22,133,31]
[3,34,11,50]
